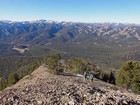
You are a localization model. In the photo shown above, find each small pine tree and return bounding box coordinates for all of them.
[116,60,140,93]
[0,80,3,90]
[109,70,116,84]
[8,73,19,86]
[47,54,63,75]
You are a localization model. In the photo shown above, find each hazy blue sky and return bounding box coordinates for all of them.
[0,0,140,23]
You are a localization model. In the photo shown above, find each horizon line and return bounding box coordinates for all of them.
[0,19,140,25]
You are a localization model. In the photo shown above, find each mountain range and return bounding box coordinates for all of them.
[1,20,140,44]
[1,20,140,68]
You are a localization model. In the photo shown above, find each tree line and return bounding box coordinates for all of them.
[45,54,140,93]
[0,54,139,93]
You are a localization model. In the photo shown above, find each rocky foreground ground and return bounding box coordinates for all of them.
[0,66,140,105]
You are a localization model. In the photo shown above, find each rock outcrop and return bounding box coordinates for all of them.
[0,66,140,105]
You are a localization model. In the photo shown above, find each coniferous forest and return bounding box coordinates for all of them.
[0,54,139,93]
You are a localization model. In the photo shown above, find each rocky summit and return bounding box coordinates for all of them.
[0,66,140,105]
